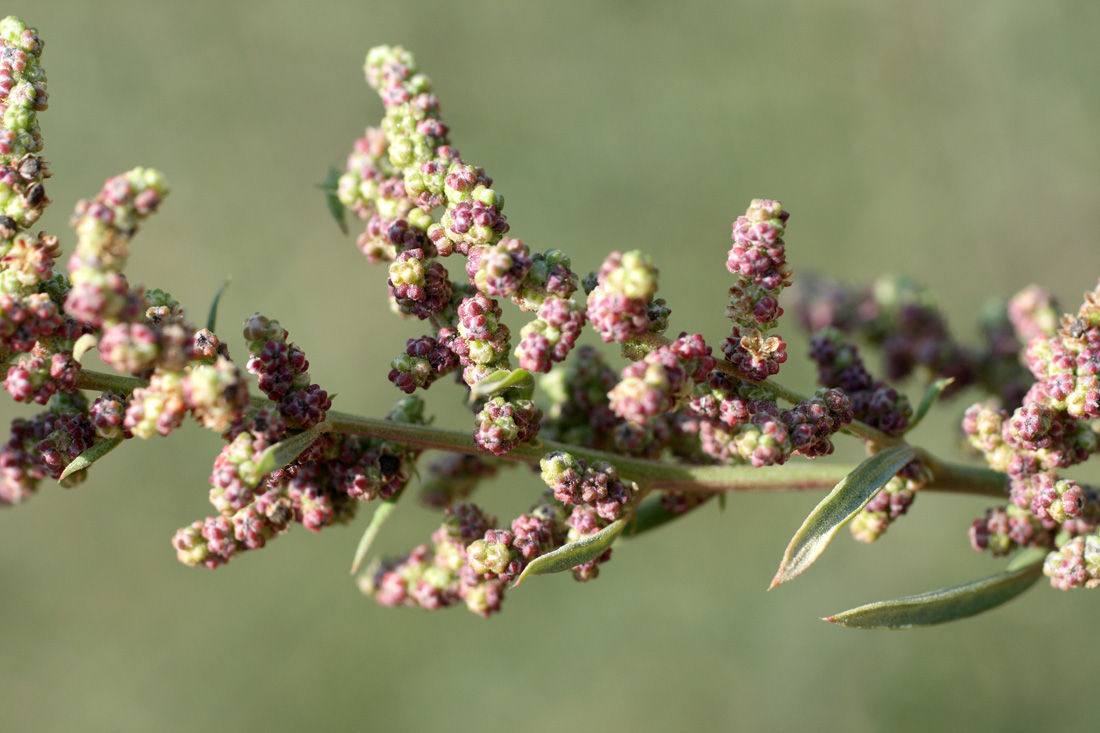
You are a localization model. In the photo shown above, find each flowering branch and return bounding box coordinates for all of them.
[2,17,1096,627]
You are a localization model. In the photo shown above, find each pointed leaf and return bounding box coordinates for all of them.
[254,422,328,477]
[59,437,123,481]
[1007,546,1048,571]
[72,333,99,363]
[824,562,1043,629]
[770,444,917,589]
[350,489,404,574]
[907,377,954,433]
[319,167,348,235]
[467,368,535,403]
[513,518,625,587]
[205,279,231,334]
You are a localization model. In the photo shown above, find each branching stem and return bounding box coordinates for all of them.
[15,361,1007,499]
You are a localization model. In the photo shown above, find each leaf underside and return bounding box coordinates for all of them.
[825,562,1044,629]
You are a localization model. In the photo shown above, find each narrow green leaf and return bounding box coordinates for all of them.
[59,437,123,481]
[824,562,1044,629]
[907,377,954,433]
[205,279,231,334]
[319,167,348,235]
[254,422,328,477]
[770,444,917,589]
[350,489,404,574]
[513,518,625,587]
[72,333,99,364]
[467,368,535,403]
[717,493,727,513]
[1007,547,1048,571]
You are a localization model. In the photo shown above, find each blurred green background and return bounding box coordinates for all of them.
[3,1,1099,731]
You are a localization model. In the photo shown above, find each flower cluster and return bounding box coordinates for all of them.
[174,396,425,569]
[963,280,1100,588]
[682,371,853,467]
[361,495,570,617]
[0,16,48,230]
[790,273,1034,406]
[723,199,792,380]
[809,327,912,436]
[541,345,673,459]
[585,250,661,344]
[1,391,93,503]
[609,332,717,425]
[244,313,330,428]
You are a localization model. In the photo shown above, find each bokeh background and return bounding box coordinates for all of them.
[3,1,1099,731]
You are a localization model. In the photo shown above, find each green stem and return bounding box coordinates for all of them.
[17,362,1007,499]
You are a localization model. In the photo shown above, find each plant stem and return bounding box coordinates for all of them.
[25,362,1008,499]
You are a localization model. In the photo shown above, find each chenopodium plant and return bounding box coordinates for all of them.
[2,17,1096,627]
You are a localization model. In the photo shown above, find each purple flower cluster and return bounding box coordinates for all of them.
[790,273,1034,406]
[723,199,791,381]
[1043,535,1100,590]
[448,290,512,386]
[968,504,1053,557]
[65,168,169,329]
[809,327,912,436]
[388,335,458,393]
[511,249,579,311]
[365,446,638,614]
[0,29,283,509]
[473,395,541,456]
[540,451,637,522]
[388,247,452,319]
[337,46,595,462]
[514,295,587,373]
[0,217,87,407]
[244,313,331,429]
